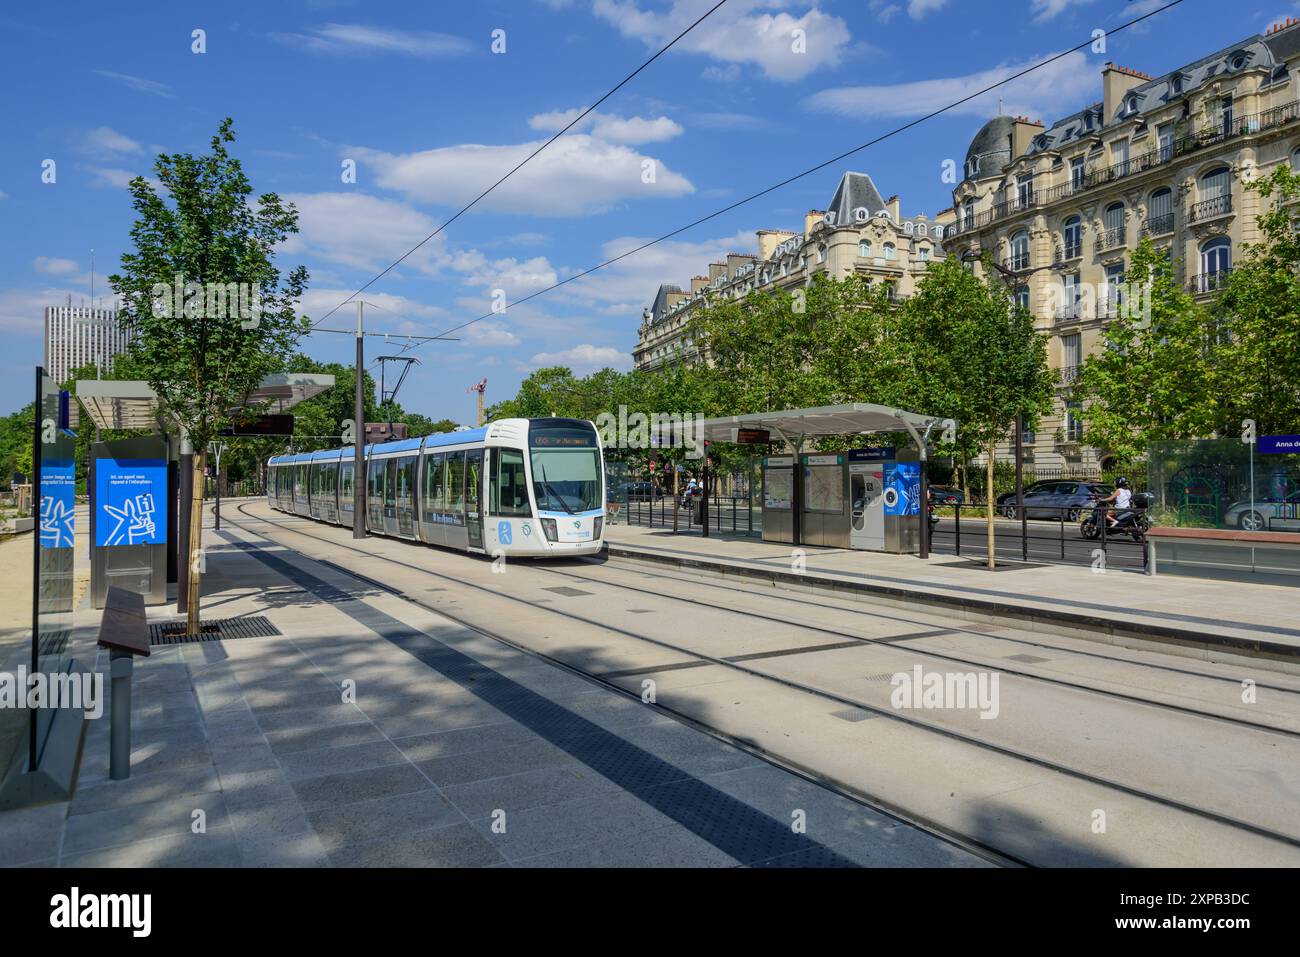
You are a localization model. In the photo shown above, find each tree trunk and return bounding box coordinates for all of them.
[986,442,996,570]
[186,451,206,634]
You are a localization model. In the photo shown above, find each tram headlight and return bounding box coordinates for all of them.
[540,518,558,541]
[593,516,603,538]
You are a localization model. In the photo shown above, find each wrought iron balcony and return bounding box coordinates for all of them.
[1187,269,1232,295]
[1097,226,1127,252]
[1188,194,1233,223]
[1140,212,1175,237]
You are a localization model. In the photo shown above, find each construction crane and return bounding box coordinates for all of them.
[467,378,487,428]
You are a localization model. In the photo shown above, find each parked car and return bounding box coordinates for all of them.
[618,481,665,501]
[998,481,1114,521]
[928,485,964,505]
[1224,491,1300,531]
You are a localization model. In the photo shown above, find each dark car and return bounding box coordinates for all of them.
[928,485,964,505]
[1000,481,1113,521]
[619,481,664,501]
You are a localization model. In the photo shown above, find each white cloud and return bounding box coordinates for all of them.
[34,257,79,276]
[293,288,448,329]
[592,0,852,82]
[271,23,474,57]
[804,50,1097,122]
[465,323,520,347]
[0,191,10,201]
[92,70,174,98]
[83,126,142,156]
[281,192,450,274]
[527,108,684,144]
[908,0,949,17]
[868,2,903,23]
[702,63,741,83]
[528,343,631,372]
[1030,0,1095,21]
[85,166,159,190]
[0,286,86,337]
[352,135,693,216]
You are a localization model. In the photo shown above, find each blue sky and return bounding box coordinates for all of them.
[2,0,1297,424]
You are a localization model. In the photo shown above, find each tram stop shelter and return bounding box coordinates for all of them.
[75,373,334,607]
[691,403,952,559]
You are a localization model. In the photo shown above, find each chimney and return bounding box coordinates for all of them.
[756,229,797,260]
[1102,62,1152,121]
[1267,17,1299,34]
[804,210,825,236]
[1010,116,1045,159]
[884,195,901,222]
[690,275,708,294]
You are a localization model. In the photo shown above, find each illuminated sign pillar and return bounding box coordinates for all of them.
[91,436,170,608]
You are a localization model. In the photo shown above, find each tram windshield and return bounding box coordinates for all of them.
[529,424,602,513]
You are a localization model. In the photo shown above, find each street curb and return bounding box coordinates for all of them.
[604,543,1300,675]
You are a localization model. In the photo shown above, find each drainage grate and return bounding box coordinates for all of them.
[150,616,282,645]
[831,707,878,723]
[541,586,594,597]
[863,673,899,683]
[1003,653,1050,664]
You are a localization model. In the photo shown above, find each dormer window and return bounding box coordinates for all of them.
[1230,52,1247,71]
[1125,94,1139,115]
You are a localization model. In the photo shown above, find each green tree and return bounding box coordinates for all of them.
[1212,164,1300,435]
[889,257,1054,566]
[109,118,309,632]
[1074,237,1216,465]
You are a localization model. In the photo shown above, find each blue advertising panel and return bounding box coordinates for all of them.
[39,457,76,548]
[1259,435,1300,455]
[96,458,167,546]
[883,462,920,516]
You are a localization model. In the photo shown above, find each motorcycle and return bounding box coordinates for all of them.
[1080,492,1152,543]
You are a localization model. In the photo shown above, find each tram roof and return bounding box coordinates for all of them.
[696,403,951,444]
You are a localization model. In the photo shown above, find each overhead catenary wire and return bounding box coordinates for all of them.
[308,0,731,331]
[395,0,1185,354]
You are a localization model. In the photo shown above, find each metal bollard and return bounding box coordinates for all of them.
[109,649,134,780]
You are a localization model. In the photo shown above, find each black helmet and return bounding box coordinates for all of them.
[1116,476,1129,488]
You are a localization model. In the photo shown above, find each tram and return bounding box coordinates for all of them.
[267,417,606,557]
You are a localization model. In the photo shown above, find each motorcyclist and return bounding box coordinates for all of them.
[1098,477,1133,527]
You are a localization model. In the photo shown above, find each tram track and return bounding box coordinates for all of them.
[226,503,1300,862]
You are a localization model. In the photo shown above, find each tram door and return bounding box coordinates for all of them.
[465,449,483,550]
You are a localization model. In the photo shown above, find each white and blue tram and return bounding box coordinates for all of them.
[267,417,606,557]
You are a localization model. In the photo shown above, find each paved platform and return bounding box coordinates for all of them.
[602,523,1300,673]
[0,505,986,868]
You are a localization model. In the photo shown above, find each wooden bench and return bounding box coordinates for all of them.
[96,587,151,780]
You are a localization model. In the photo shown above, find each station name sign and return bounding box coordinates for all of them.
[1259,434,1300,454]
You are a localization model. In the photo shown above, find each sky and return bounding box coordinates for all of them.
[2,0,1298,425]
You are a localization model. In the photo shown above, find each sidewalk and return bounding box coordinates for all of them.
[0,510,983,868]
[602,523,1300,673]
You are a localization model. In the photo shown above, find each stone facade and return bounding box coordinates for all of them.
[633,170,955,371]
[947,19,1300,470]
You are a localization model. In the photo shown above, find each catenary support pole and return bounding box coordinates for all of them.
[353,301,366,540]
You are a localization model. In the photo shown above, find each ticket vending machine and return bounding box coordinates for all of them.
[848,448,889,551]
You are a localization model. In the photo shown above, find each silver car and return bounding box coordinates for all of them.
[1224,492,1300,531]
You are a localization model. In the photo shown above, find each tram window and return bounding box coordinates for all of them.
[446,451,466,518]
[340,464,354,499]
[466,453,481,512]
[385,460,397,508]
[395,456,415,507]
[369,460,384,500]
[425,453,446,511]
[492,449,531,516]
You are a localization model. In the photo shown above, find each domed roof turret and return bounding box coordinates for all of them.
[964,116,1015,180]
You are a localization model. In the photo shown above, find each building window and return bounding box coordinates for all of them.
[1065,401,1084,442]
[858,240,872,257]
[1293,146,1300,171]
[1070,156,1085,190]
[1102,202,1125,248]
[883,242,896,260]
[1009,230,1030,270]
[1104,263,1125,315]
[1062,333,1082,381]
[916,223,928,236]
[1063,216,1081,259]
[1110,138,1129,172]
[962,201,974,230]
[1220,95,1234,134]
[1199,236,1231,291]
[1014,285,1030,311]
[1017,173,1034,208]
[1194,166,1232,220]
[918,246,931,261]
[1125,94,1139,115]
[817,244,827,263]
